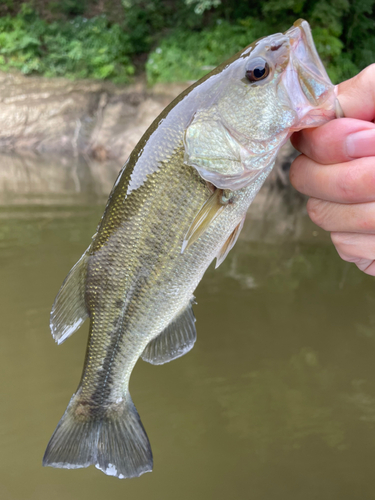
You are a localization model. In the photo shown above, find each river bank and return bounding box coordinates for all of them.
[0,70,298,187]
[0,71,189,161]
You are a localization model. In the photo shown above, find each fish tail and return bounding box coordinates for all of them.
[43,393,153,478]
[96,395,153,478]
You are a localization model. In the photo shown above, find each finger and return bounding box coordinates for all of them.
[360,261,375,276]
[331,232,375,261]
[291,118,375,165]
[336,64,375,122]
[307,198,375,233]
[335,250,375,276]
[331,233,375,276]
[290,155,375,203]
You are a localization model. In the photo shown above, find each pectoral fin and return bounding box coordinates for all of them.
[142,299,196,365]
[50,250,90,345]
[181,189,225,253]
[215,215,246,268]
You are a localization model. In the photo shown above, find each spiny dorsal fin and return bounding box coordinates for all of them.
[142,299,197,365]
[181,189,225,253]
[215,215,246,268]
[50,250,90,345]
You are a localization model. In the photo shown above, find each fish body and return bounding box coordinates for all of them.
[43,20,338,478]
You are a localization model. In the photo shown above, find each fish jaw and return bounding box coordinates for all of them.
[281,19,336,130]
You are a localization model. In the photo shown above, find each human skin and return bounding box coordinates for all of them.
[290,64,375,276]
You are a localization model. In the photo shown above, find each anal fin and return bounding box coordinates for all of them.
[215,215,245,268]
[142,299,197,365]
[50,250,90,345]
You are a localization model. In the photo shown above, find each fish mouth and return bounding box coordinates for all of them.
[287,19,330,86]
[282,19,337,129]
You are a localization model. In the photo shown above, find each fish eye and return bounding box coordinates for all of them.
[245,57,270,82]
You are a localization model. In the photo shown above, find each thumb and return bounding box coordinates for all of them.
[337,64,375,122]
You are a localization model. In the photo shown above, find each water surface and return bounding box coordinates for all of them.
[1,154,375,500]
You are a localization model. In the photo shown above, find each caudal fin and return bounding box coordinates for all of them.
[43,393,153,478]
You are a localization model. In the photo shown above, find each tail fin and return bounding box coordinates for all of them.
[43,393,153,478]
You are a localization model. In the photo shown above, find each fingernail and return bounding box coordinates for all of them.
[346,129,375,158]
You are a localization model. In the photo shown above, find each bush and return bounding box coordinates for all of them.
[146,18,270,85]
[0,6,134,82]
[0,0,373,85]
[146,0,375,84]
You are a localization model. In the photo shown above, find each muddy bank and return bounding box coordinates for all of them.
[0,71,298,179]
[0,71,188,160]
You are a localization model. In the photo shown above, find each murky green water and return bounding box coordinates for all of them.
[1,154,375,500]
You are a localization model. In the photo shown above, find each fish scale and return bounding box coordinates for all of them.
[82,147,210,403]
[43,19,338,478]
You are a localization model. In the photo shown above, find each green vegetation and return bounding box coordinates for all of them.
[146,0,375,84]
[0,0,373,84]
[146,18,269,84]
[0,4,134,81]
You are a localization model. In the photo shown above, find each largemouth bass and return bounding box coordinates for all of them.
[43,20,340,478]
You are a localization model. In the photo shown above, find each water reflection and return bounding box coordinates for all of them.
[1,154,375,500]
[0,152,119,205]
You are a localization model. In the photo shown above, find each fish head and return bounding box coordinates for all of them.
[184,19,338,190]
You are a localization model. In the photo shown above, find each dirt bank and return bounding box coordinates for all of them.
[0,70,298,190]
[0,71,191,159]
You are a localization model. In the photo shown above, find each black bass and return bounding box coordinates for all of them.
[43,20,340,478]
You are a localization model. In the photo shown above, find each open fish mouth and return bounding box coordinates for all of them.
[282,19,337,128]
[287,19,331,88]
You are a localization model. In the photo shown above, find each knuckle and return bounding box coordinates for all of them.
[360,64,375,84]
[354,64,375,94]
[289,155,304,189]
[332,235,359,260]
[356,258,374,271]
[337,248,361,264]
[307,198,327,228]
[357,214,375,232]
[335,247,352,262]
[363,261,375,276]
[331,232,347,246]
[312,126,336,164]
[363,159,375,198]
[336,164,361,201]
[355,203,375,232]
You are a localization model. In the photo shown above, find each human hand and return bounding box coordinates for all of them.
[290,64,375,276]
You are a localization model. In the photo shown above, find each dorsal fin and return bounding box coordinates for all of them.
[50,251,90,345]
[215,215,245,268]
[142,299,197,365]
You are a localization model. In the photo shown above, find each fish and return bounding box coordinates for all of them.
[43,19,340,478]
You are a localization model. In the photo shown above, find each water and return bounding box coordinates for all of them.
[1,154,375,500]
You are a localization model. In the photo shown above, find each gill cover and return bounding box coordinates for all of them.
[184,105,284,190]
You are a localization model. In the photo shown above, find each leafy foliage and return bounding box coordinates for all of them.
[0,5,134,82]
[185,0,222,15]
[147,0,375,84]
[146,18,269,84]
[0,0,373,84]
[122,0,207,55]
